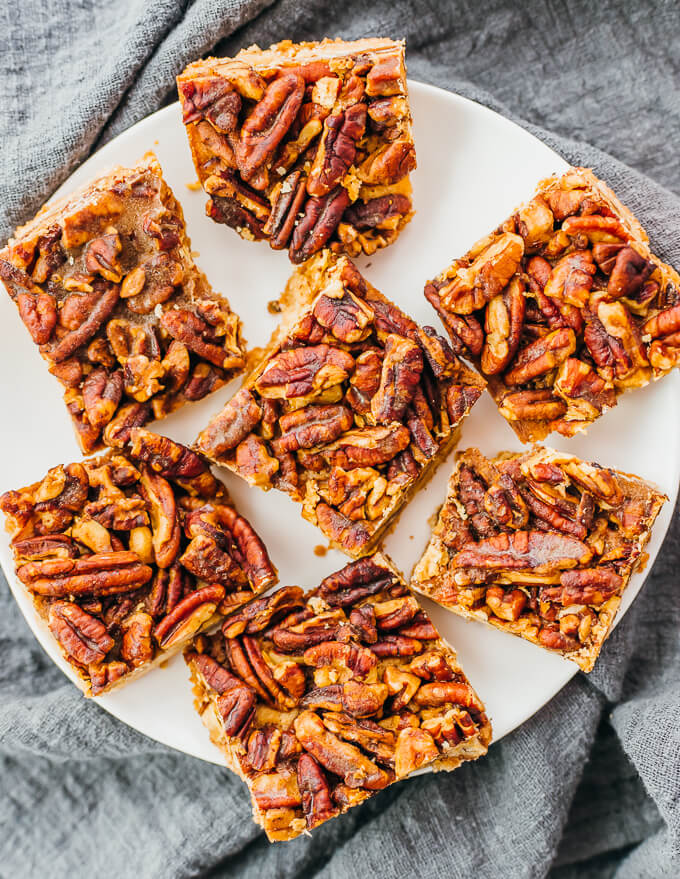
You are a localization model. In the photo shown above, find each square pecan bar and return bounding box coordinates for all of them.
[411,446,666,671]
[186,552,491,841]
[0,152,246,454]
[195,251,485,557]
[177,38,415,263]
[424,167,680,442]
[0,429,276,696]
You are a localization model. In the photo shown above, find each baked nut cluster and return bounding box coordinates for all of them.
[0,429,276,694]
[187,553,491,840]
[425,168,680,441]
[196,250,485,556]
[178,38,415,262]
[0,153,245,454]
[411,447,665,671]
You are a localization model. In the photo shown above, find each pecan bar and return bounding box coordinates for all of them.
[195,250,485,557]
[424,167,680,442]
[177,38,415,263]
[0,429,276,696]
[186,552,491,841]
[411,447,665,671]
[0,152,246,454]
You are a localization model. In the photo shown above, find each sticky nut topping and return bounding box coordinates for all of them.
[0,154,245,454]
[0,430,276,696]
[187,554,490,840]
[196,253,484,554]
[412,446,665,670]
[177,38,416,262]
[424,167,680,440]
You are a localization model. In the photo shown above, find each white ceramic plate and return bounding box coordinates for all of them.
[1,81,678,765]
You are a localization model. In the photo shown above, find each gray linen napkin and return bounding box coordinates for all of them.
[1,2,678,877]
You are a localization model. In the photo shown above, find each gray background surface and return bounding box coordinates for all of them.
[1,2,679,877]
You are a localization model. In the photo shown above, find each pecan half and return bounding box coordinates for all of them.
[17,291,57,344]
[197,388,262,458]
[264,170,308,249]
[393,727,439,777]
[412,681,483,711]
[452,530,592,574]
[313,285,374,343]
[308,103,367,197]
[82,368,123,431]
[154,584,225,647]
[537,627,579,653]
[424,282,485,355]
[48,601,114,665]
[485,585,527,621]
[235,434,279,487]
[179,77,243,131]
[371,334,423,423]
[208,192,266,239]
[49,283,120,362]
[103,402,151,448]
[294,710,391,790]
[222,586,304,638]
[483,475,529,529]
[543,250,596,308]
[318,556,394,607]
[559,567,623,604]
[297,753,339,829]
[207,503,277,592]
[446,384,483,424]
[246,726,282,773]
[554,357,616,418]
[160,308,242,371]
[606,247,653,299]
[129,428,209,484]
[303,640,377,677]
[323,712,396,764]
[312,424,411,469]
[343,194,412,231]
[237,73,305,180]
[123,253,183,315]
[561,214,627,242]
[241,635,297,709]
[499,388,567,423]
[504,328,576,385]
[273,404,353,454]
[642,303,680,340]
[11,534,78,562]
[438,233,524,315]
[289,187,351,264]
[346,348,382,414]
[180,533,244,588]
[371,635,423,657]
[481,277,526,375]
[18,551,152,597]
[373,596,420,631]
[255,344,354,399]
[120,611,154,667]
[84,233,122,283]
[190,651,244,693]
[146,563,185,617]
[217,685,257,736]
[250,767,302,810]
[269,608,342,653]
[139,467,181,568]
[357,140,415,186]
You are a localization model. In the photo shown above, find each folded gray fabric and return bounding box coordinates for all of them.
[1,1,678,877]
